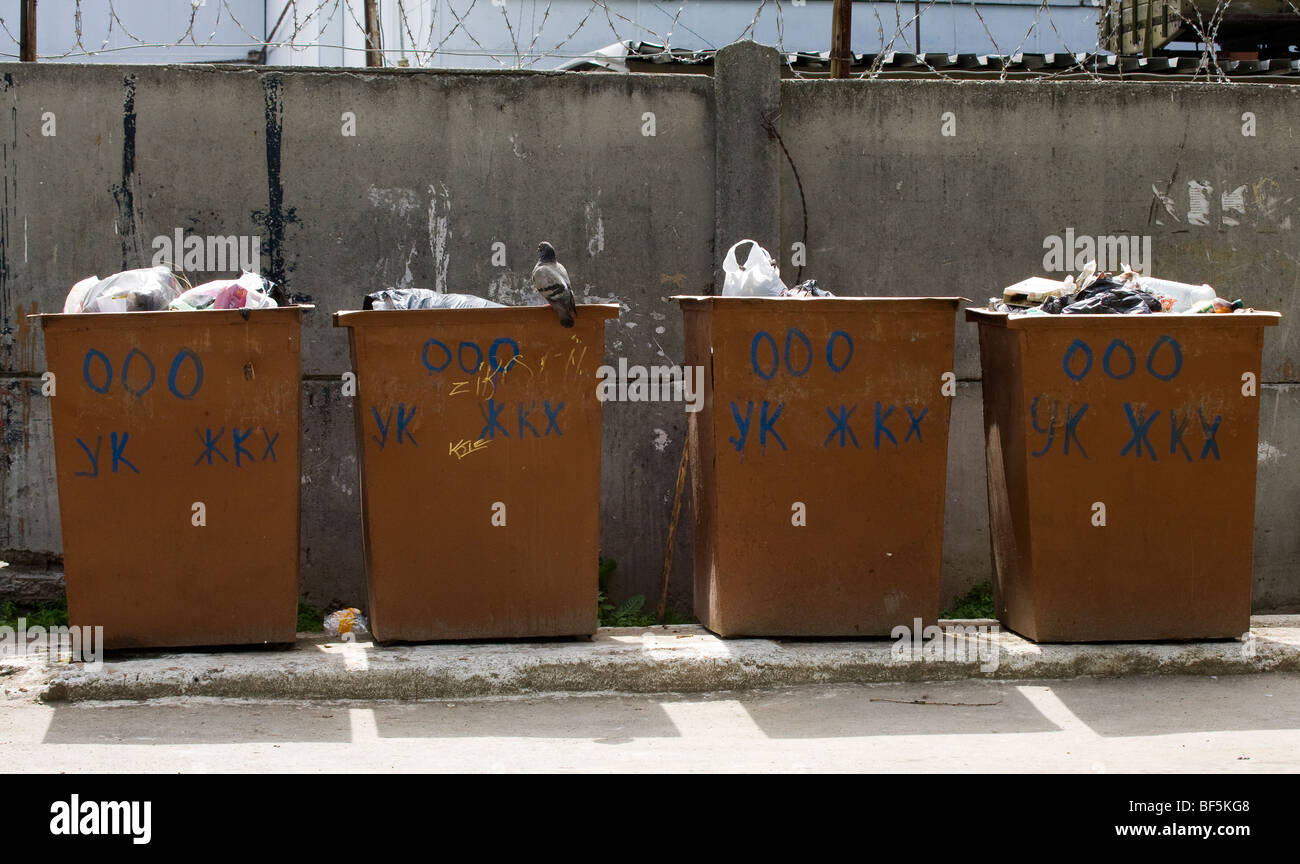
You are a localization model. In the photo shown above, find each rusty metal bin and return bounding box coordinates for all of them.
[677,297,962,637]
[335,305,618,641]
[967,308,1281,642]
[38,307,307,649]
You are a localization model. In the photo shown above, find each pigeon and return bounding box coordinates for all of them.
[530,241,576,327]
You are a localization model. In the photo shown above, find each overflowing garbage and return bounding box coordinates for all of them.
[721,240,837,298]
[355,241,572,327]
[990,262,1250,316]
[170,272,277,311]
[63,266,183,313]
[362,288,504,311]
[783,279,835,298]
[63,266,279,313]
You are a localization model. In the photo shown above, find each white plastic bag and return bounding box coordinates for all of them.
[63,276,100,313]
[721,239,786,297]
[169,272,277,311]
[65,266,183,313]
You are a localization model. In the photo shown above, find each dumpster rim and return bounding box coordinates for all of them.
[964,307,1282,328]
[673,295,963,307]
[31,305,314,329]
[333,303,621,328]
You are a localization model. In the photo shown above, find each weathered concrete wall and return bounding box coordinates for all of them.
[777,78,1300,611]
[1,54,1298,615]
[0,64,715,611]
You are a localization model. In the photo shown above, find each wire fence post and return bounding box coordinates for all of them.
[365,0,382,67]
[20,0,36,62]
[831,0,852,77]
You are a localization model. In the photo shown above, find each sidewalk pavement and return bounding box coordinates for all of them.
[4,616,1298,703]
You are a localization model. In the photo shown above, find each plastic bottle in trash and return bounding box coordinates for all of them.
[1135,277,1216,313]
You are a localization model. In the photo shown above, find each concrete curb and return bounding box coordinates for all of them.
[0,564,66,606]
[9,617,1300,702]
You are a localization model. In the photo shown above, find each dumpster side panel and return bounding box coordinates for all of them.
[344,325,381,633]
[975,322,1040,640]
[42,310,303,649]
[1018,322,1265,641]
[694,299,958,636]
[969,311,1277,643]
[342,307,613,641]
[682,304,720,632]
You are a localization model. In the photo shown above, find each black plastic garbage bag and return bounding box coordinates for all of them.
[1040,277,1160,315]
[1060,289,1161,315]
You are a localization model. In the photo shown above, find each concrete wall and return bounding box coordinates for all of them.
[0,63,715,612]
[1,48,1298,615]
[776,78,1300,612]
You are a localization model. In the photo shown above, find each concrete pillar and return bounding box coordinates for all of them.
[713,40,782,293]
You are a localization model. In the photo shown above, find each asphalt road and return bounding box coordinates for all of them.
[3,674,1299,773]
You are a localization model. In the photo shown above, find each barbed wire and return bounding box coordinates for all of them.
[0,0,1289,83]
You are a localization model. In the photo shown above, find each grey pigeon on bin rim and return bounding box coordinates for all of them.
[531,241,576,328]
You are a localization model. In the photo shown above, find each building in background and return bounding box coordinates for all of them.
[0,0,1104,68]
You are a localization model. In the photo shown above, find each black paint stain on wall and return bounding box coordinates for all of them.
[0,72,15,341]
[110,74,137,271]
[254,73,303,299]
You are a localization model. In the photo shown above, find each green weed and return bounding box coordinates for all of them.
[941,581,995,619]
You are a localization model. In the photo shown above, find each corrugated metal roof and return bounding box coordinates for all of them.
[560,40,1300,81]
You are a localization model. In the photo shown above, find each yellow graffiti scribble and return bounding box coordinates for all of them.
[567,344,588,376]
[467,354,527,400]
[507,354,535,379]
[449,380,470,397]
[449,438,491,460]
[463,360,499,399]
